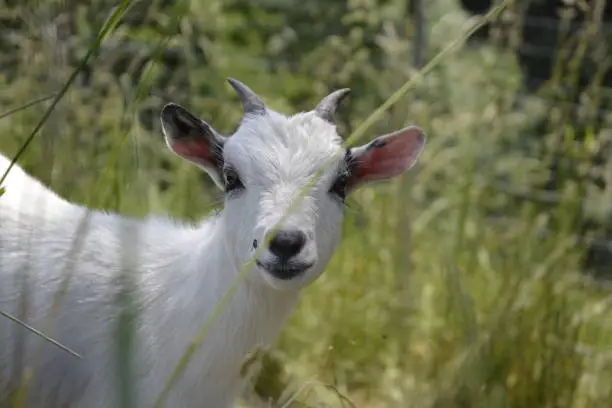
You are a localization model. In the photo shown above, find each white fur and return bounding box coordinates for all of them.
[0,110,347,407]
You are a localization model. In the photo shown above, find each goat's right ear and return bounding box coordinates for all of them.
[160,103,227,189]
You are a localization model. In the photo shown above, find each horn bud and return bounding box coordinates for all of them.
[227,78,266,116]
[315,88,351,123]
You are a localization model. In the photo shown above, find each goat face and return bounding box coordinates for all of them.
[160,78,426,291]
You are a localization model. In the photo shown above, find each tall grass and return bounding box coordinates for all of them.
[1,0,612,407]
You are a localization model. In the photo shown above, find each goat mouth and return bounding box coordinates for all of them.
[256,260,314,280]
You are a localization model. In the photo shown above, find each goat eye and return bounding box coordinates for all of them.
[329,174,349,201]
[223,168,244,193]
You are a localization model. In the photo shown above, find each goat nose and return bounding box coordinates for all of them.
[268,229,306,260]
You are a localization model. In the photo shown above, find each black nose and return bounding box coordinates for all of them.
[268,229,306,260]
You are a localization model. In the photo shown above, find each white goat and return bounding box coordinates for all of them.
[0,78,426,408]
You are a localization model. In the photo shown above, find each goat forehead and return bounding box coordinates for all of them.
[224,111,344,182]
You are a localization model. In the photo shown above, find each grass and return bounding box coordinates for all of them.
[2,0,612,406]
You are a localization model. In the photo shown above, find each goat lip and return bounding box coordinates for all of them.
[256,260,314,280]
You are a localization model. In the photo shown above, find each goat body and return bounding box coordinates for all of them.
[0,79,426,407]
[0,152,296,407]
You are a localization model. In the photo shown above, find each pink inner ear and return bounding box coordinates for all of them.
[353,126,425,184]
[170,138,215,165]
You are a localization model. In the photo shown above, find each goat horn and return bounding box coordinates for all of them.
[314,88,351,123]
[226,78,266,116]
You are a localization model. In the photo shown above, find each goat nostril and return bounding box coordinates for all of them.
[253,239,258,249]
[268,230,306,260]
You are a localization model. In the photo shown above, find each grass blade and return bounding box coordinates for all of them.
[0,311,81,359]
[0,0,134,187]
[0,94,57,121]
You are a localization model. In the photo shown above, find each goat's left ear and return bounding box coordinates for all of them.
[160,103,227,189]
[348,126,426,188]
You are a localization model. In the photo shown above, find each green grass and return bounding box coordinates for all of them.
[2,0,612,406]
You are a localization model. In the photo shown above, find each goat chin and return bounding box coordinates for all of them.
[0,153,298,408]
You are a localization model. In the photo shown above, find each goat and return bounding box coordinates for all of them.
[0,78,426,407]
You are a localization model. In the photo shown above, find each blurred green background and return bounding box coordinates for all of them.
[2,0,612,406]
